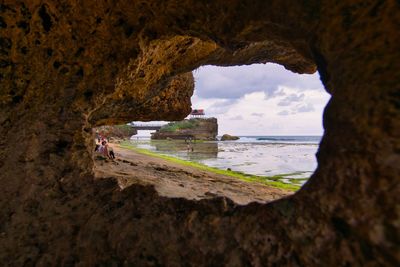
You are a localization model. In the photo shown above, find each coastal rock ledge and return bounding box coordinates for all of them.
[0,1,398,266]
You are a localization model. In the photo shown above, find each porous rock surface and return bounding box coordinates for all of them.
[95,125,137,140]
[0,1,399,266]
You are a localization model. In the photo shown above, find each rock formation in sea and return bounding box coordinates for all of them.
[0,1,398,266]
[220,134,240,141]
[151,118,218,140]
[95,125,137,140]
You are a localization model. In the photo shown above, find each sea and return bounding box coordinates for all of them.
[129,136,322,186]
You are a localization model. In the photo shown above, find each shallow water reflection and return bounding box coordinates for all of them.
[130,139,319,185]
[151,140,218,160]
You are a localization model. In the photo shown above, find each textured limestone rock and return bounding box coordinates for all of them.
[221,134,240,141]
[151,118,218,140]
[95,125,137,140]
[0,0,399,266]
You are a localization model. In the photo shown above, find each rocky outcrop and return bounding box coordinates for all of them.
[0,1,399,266]
[220,134,240,141]
[151,118,218,140]
[95,125,137,140]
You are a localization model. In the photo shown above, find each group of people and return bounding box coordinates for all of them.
[95,135,115,159]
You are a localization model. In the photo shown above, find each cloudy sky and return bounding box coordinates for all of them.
[190,63,331,136]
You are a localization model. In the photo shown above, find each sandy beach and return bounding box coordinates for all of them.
[94,144,293,205]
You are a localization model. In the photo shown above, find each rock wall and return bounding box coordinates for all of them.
[151,118,218,140]
[0,0,399,266]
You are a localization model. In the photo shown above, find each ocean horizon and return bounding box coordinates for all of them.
[223,135,321,144]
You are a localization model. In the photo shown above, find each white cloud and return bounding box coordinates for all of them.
[295,103,315,113]
[229,115,244,120]
[277,110,289,116]
[277,93,305,106]
[194,63,323,99]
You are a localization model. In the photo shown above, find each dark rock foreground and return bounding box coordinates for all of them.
[0,1,399,266]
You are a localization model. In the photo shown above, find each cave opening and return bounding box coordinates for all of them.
[94,63,330,204]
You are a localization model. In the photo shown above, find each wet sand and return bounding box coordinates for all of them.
[94,144,293,205]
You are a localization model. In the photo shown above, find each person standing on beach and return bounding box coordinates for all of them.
[186,143,194,152]
[108,145,115,159]
[99,141,108,157]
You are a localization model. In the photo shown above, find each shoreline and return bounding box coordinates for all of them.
[119,141,302,191]
[94,143,294,205]
[124,138,314,186]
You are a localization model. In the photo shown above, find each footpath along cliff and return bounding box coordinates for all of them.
[151,118,218,140]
